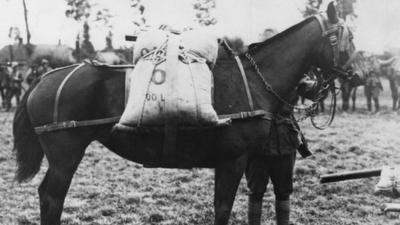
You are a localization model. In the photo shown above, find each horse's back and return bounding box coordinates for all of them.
[28,64,126,127]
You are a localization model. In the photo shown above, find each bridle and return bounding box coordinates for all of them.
[244,13,355,129]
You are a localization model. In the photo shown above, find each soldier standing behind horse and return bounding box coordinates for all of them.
[245,28,318,225]
[4,62,24,110]
[246,75,318,225]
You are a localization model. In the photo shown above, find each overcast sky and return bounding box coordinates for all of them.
[0,0,399,53]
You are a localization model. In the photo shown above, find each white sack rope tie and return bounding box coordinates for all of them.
[141,42,206,66]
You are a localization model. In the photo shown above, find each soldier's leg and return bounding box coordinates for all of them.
[392,91,398,110]
[374,98,380,112]
[245,156,269,225]
[365,88,372,111]
[398,92,400,110]
[270,153,296,225]
[373,89,380,112]
[390,80,398,110]
[351,87,357,111]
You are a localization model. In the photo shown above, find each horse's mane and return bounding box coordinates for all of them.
[247,16,316,54]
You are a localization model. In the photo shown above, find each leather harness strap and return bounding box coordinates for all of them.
[35,116,121,134]
[34,110,272,135]
[163,35,180,157]
[234,55,254,111]
[219,109,272,120]
[53,63,85,122]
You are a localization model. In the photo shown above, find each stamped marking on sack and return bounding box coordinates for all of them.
[152,69,166,85]
[145,93,165,102]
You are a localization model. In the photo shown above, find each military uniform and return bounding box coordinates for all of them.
[37,59,53,76]
[246,75,317,225]
[364,70,382,112]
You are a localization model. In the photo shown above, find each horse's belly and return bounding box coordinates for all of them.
[105,119,268,168]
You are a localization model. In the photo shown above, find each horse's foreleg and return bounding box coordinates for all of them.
[38,131,91,225]
[214,154,247,225]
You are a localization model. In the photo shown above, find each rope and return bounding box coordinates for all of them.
[141,42,206,66]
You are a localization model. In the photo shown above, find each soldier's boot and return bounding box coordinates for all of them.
[374,98,380,112]
[276,200,290,225]
[374,166,395,196]
[367,99,372,111]
[248,195,263,225]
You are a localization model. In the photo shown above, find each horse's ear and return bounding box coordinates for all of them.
[327,2,339,24]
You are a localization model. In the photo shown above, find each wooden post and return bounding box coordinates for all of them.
[320,168,381,183]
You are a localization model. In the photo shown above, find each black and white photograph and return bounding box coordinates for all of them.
[0,0,400,224]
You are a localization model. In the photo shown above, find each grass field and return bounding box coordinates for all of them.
[1,79,400,225]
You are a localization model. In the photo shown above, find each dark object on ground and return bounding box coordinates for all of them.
[320,168,381,183]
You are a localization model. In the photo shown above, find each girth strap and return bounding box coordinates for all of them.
[234,55,254,111]
[34,116,121,135]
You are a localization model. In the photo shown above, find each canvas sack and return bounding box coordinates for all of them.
[117,30,229,128]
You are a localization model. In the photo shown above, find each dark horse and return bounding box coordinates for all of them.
[13,3,354,225]
[340,51,367,111]
[379,59,400,110]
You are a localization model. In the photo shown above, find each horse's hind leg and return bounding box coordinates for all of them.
[214,154,247,225]
[38,131,92,225]
[0,89,4,108]
[15,93,20,106]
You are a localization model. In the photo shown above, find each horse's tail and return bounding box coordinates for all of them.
[13,78,44,182]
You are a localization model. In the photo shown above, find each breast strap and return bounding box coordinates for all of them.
[234,55,254,111]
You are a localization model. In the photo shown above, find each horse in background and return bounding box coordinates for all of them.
[378,56,400,110]
[340,51,368,111]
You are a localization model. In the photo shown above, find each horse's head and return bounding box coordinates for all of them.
[314,2,355,75]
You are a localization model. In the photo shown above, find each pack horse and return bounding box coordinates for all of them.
[13,3,354,225]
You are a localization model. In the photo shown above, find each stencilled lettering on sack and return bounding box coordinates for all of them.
[145,93,165,102]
